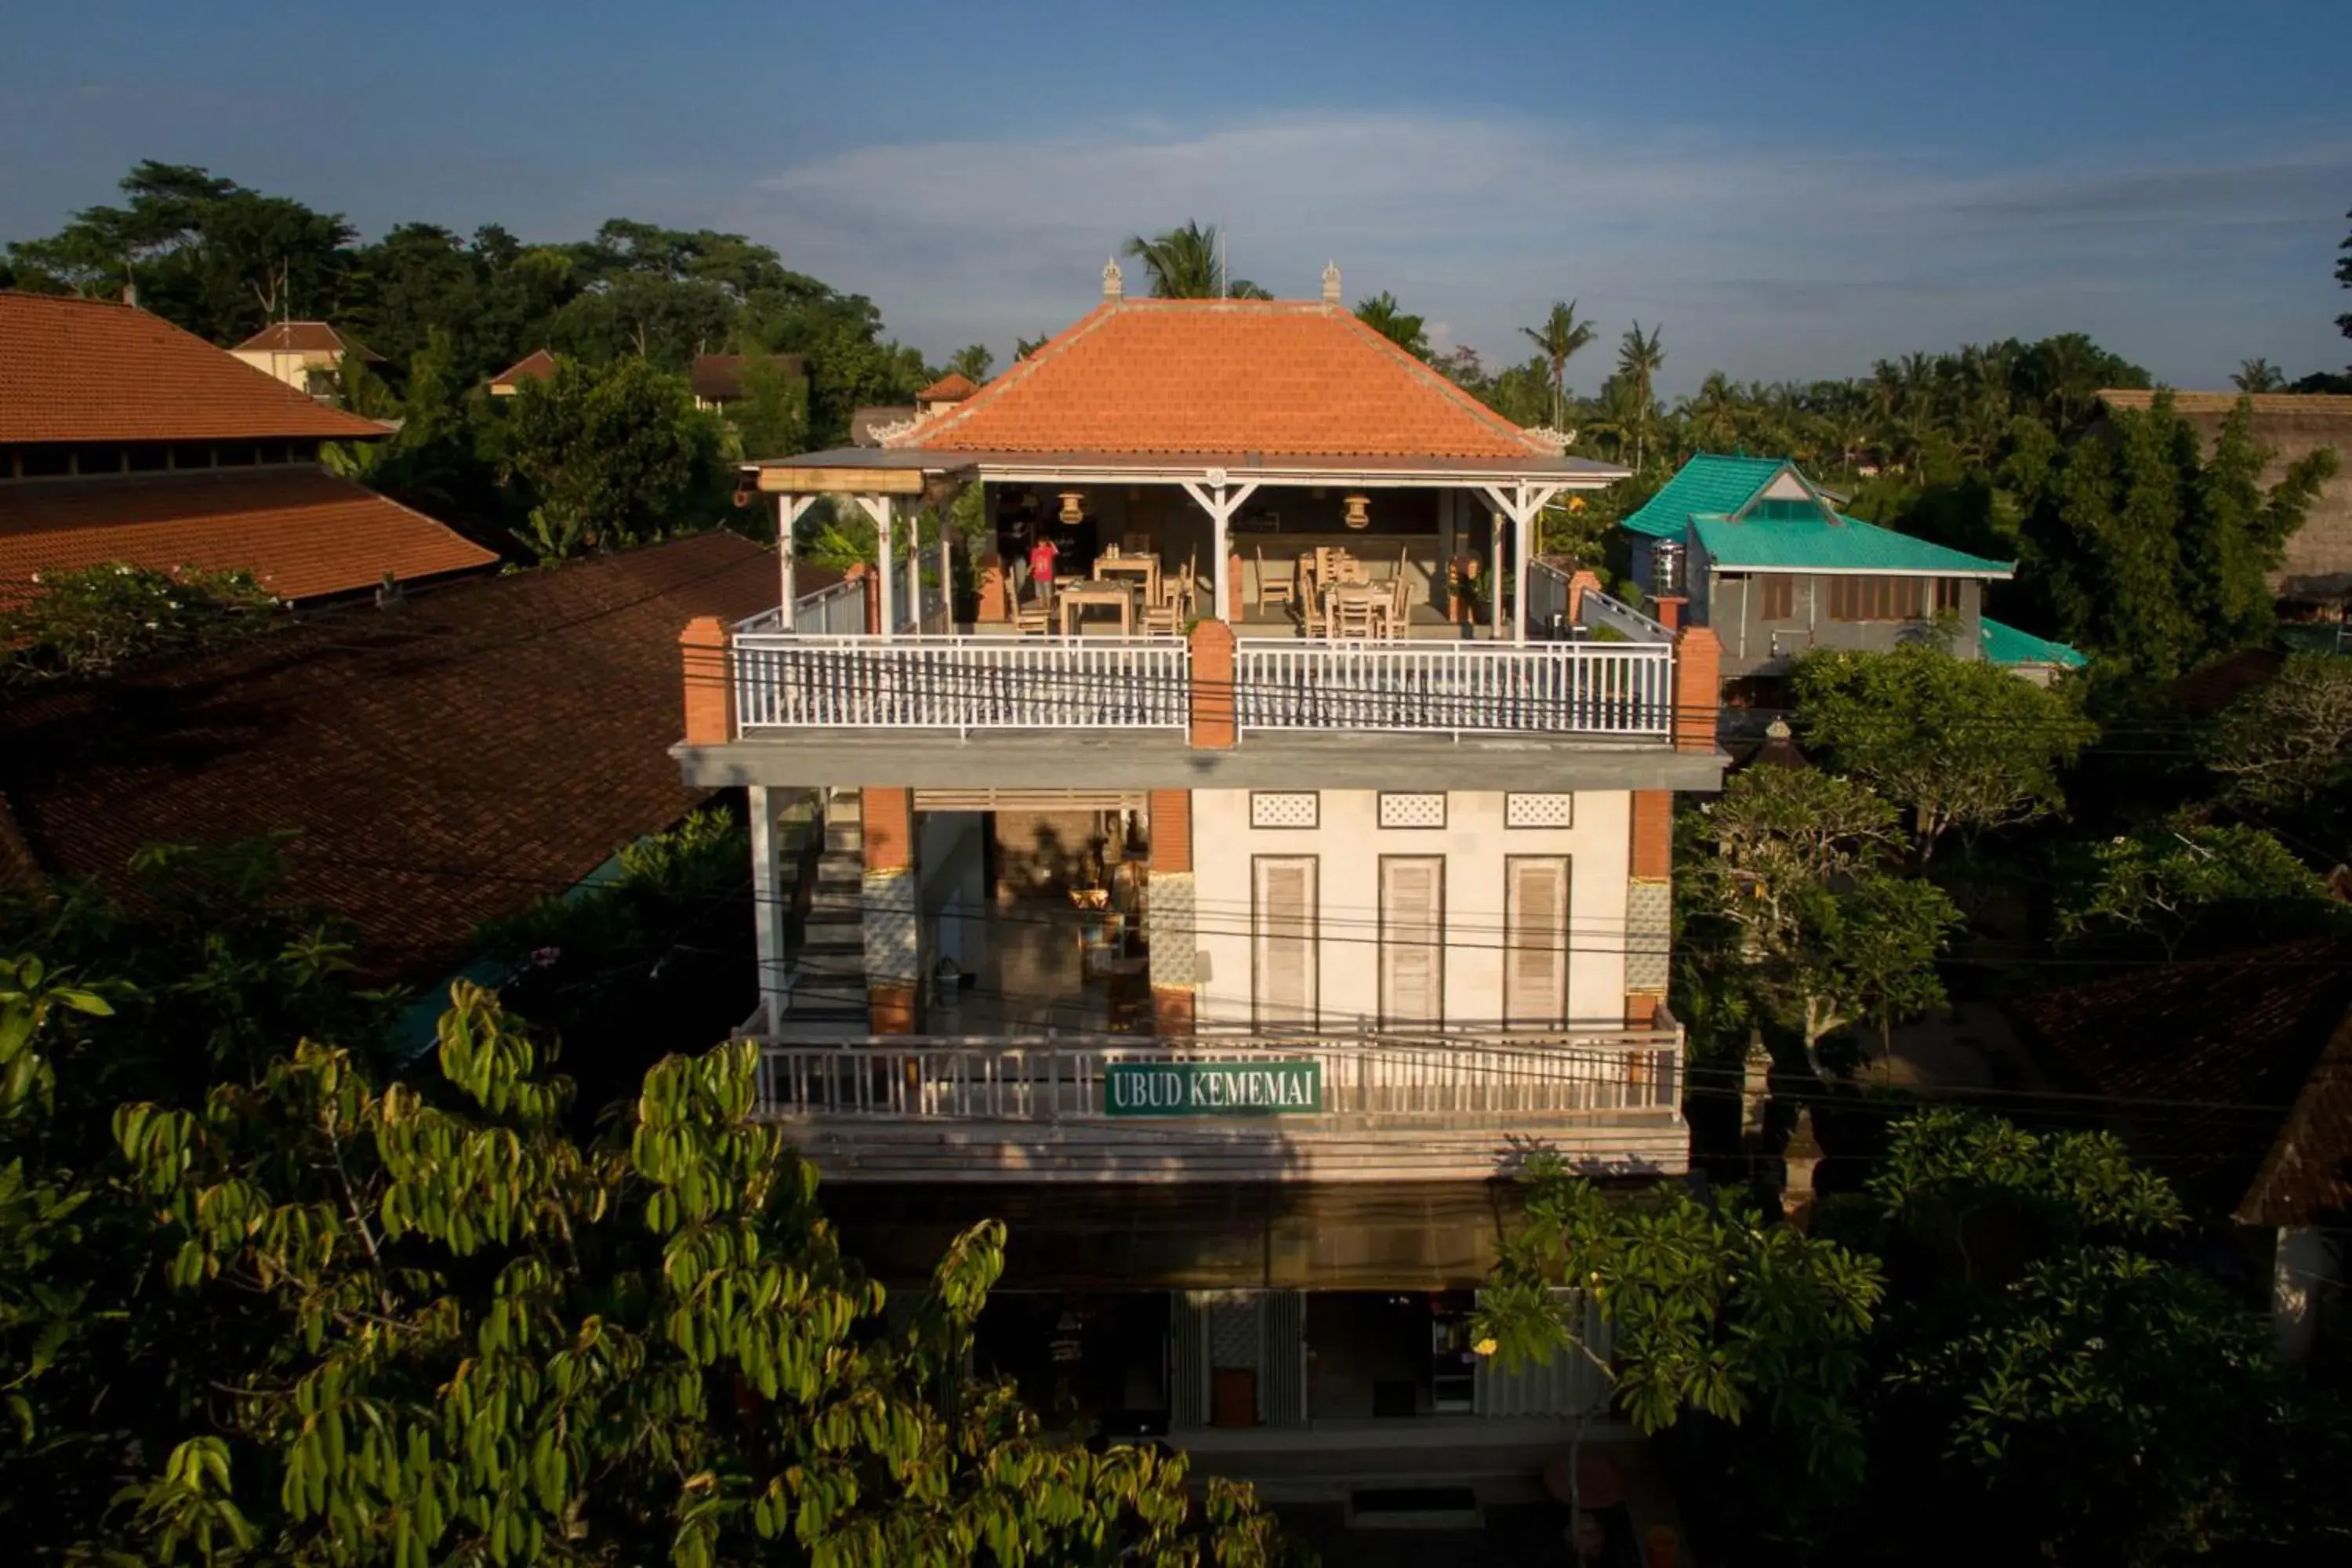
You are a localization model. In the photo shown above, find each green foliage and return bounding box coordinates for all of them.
[1790,643,2097,860]
[502,356,720,560]
[1352,292,1428,359]
[1518,299,1596,430]
[1120,222,1269,300]
[724,352,807,464]
[2204,652,2352,844]
[0,862,1290,1566]
[0,561,278,682]
[2056,818,2337,960]
[942,343,994,383]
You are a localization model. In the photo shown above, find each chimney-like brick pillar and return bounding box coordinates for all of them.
[1673,626,1722,753]
[1189,619,1236,750]
[1650,595,1686,632]
[861,787,918,1034]
[1625,789,1673,1027]
[1147,788,1197,1036]
[1566,568,1602,626]
[679,617,733,745]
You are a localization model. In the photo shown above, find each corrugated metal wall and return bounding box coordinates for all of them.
[1473,1290,1613,1417]
[1261,1290,1308,1427]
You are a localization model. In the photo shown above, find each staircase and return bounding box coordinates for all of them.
[771,789,872,1040]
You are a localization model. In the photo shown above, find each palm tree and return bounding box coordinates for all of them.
[1680,371,1740,452]
[1355,291,1429,359]
[1121,221,1270,300]
[2232,358,2288,393]
[1615,321,1665,470]
[1519,300,1596,431]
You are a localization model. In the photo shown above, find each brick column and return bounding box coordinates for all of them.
[1673,625,1722,753]
[679,617,733,746]
[861,787,919,1034]
[1625,789,1673,1028]
[1189,619,1236,750]
[1147,788,1197,1036]
[1566,568,1602,625]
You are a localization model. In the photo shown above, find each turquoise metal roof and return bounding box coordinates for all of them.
[1620,454,1791,539]
[1980,615,2086,669]
[1692,513,2014,576]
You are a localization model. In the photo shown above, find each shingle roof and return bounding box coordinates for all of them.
[0,467,497,610]
[1693,513,2015,576]
[900,299,1551,459]
[2010,940,2352,1221]
[2099,388,2352,419]
[1979,615,2085,669]
[689,353,806,404]
[488,349,559,390]
[0,292,388,443]
[1619,455,1791,539]
[232,321,382,361]
[916,372,978,403]
[0,532,780,978]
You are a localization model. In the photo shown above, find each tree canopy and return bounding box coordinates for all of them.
[1120,223,1269,301]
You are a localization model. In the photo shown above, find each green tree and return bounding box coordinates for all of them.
[2337,206,2352,343]
[1790,644,2097,862]
[1120,222,1269,300]
[2231,357,2288,392]
[725,352,807,463]
[943,343,993,383]
[2205,652,2352,843]
[1614,322,1665,470]
[0,562,277,682]
[1352,292,1428,358]
[501,356,717,561]
[2056,818,2338,960]
[1781,873,1960,1064]
[1518,299,1596,431]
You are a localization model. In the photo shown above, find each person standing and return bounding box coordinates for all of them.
[1028,533,1061,605]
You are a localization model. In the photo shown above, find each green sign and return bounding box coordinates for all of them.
[1105,1060,1323,1117]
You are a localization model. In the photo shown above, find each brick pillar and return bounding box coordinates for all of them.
[977,557,1008,623]
[1226,552,1244,622]
[843,562,880,634]
[1650,595,1685,632]
[1147,788,1197,1036]
[1566,568,1602,625]
[861,787,919,1034]
[679,617,733,745]
[1189,619,1236,750]
[1625,789,1672,1028]
[1673,625,1722,753]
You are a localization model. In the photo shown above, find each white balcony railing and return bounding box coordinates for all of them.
[754,1031,1682,1123]
[1235,639,1673,737]
[1577,588,1675,644]
[732,633,1190,733]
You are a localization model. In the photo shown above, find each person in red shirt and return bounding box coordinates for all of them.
[1027,535,1061,603]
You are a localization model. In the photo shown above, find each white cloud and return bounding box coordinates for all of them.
[735,112,2352,390]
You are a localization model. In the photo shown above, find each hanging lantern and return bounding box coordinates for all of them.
[1342,493,1371,529]
[1058,491,1085,525]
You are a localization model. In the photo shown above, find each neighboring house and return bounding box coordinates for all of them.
[913,371,978,418]
[2097,390,2352,602]
[0,532,780,981]
[1621,452,2082,684]
[230,320,384,401]
[0,292,495,609]
[670,260,1726,1443]
[848,405,917,447]
[486,348,559,396]
[688,352,806,412]
[2010,939,2352,1360]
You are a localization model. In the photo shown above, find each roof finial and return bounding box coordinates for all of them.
[1102,257,1124,303]
[1320,260,1342,307]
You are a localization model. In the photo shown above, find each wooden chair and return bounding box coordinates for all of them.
[1254,546,1295,612]
[1014,602,1051,636]
[1333,595,1380,640]
[1141,603,1181,635]
[1302,582,1330,639]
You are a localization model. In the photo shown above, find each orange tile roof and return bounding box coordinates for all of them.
[488,349,560,390]
[916,372,978,402]
[0,291,388,443]
[900,299,1549,459]
[233,321,382,360]
[0,467,498,608]
[2099,388,2352,419]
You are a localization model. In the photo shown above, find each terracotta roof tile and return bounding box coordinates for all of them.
[0,532,780,978]
[0,467,498,608]
[0,292,387,443]
[232,321,382,360]
[916,372,978,402]
[488,349,559,390]
[901,299,1548,459]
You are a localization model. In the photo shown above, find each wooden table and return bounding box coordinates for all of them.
[1058,580,1138,635]
[1324,583,1396,640]
[1093,554,1160,604]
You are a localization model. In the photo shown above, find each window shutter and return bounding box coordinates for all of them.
[1505,857,1570,1027]
[1254,857,1317,1025]
[1381,858,1444,1028]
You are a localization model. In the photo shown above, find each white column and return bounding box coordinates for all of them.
[907,506,924,631]
[1489,510,1504,641]
[749,785,787,1033]
[938,531,954,632]
[1184,477,1258,626]
[1514,487,1534,646]
[862,495,895,643]
[778,495,797,619]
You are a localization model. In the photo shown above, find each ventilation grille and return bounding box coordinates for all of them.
[1250,791,1319,829]
[1379,792,1446,829]
[1505,793,1575,829]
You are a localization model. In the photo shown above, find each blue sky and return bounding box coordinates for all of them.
[5,0,2349,392]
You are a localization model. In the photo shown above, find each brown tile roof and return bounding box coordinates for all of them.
[0,467,498,610]
[689,353,806,404]
[232,321,382,361]
[899,299,1550,459]
[0,532,781,977]
[2009,938,2352,1221]
[916,372,978,403]
[488,349,559,390]
[2100,388,2352,419]
[0,292,387,443]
